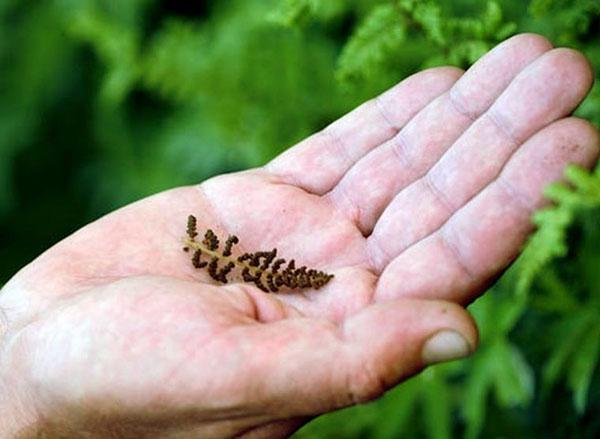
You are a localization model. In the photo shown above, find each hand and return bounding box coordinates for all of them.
[1,34,598,438]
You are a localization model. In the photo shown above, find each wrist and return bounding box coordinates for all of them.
[1,288,43,437]
[0,338,39,438]
[0,374,35,438]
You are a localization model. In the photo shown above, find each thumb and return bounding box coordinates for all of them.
[250,298,478,417]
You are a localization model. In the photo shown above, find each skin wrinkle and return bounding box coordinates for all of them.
[485,106,520,147]
[329,91,466,235]
[375,117,591,271]
[373,95,402,132]
[334,324,379,407]
[18,406,273,439]
[330,35,556,243]
[72,294,258,419]
[398,92,474,168]
[344,354,388,406]
[259,168,338,271]
[233,416,312,439]
[372,168,526,290]
[195,182,236,242]
[330,174,363,230]
[337,96,408,234]
[192,179,295,301]
[463,189,532,274]
[370,88,490,223]
[263,165,303,195]
[331,89,480,237]
[265,67,463,195]
[495,175,537,213]
[0,299,10,353]
[424,112,522,204]
[376,116,600,306]
[447,86,479,122]
[439,225,477,282]
[0,279,109,352]
[366,104,475,272]
[368,48,594,268]
[390,130,418,177]
[323,125,361,184]
[28,281,242,401]
[199,173,358,276]
[2,325,47,433]
[158,324,240,403]
[423,172,457,214]
[224,286,261,322]
[373,104,528,264]
[364,233,388,275]
[448,34,554,113]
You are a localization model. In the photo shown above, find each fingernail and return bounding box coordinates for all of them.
[422,330,472,365]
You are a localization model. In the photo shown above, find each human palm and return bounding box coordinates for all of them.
[1,34,598,438]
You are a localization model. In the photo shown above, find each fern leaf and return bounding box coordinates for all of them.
[514,166,600,301]
[412,2,445,45]
[422,367,452,439]
[568,320,600,414]
[336,4,407,86]
[142,20,210,103]
[68,7,140,104]
[269,0,346,27]
[183,215,333,292]
[492,339,535,408]
[462,345,495,439]
[542,311,596,392]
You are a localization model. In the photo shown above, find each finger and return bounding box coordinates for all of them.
[325,33,552,234]
[374,117,600,304]
[243,298,477,417]
[369,48,594,268]
[265,67,463,195]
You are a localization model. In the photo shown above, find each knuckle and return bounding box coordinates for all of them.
[345,360,387,405]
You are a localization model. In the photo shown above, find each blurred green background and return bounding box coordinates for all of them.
[1,0,599,437]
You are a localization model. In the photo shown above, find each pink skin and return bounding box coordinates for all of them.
[0,34,598,438]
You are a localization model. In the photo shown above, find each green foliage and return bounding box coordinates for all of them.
[336,4,408,88]
[530,166,600,415]
[269,0,347,27]
[0,0,599,437]
[529,0,600,38]
[0,2,77,215]
[333,0,517,93]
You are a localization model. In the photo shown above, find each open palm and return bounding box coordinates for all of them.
[1,34,598,438]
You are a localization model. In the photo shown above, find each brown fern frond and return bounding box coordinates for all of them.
[183,214,334,293]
